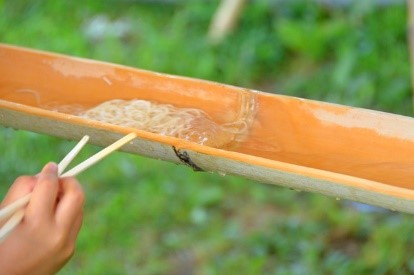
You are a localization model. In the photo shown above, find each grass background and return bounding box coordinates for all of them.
[1,0,414,274]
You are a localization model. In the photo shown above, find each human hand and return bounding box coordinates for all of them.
[0,162,84,275]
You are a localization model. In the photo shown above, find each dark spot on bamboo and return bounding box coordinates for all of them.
[172,146,203,172]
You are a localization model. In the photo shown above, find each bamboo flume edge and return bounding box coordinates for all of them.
[1,44,413,213]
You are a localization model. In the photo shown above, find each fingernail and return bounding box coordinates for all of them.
[43,162,58,174]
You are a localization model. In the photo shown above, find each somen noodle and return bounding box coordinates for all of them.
[80,99,249,147]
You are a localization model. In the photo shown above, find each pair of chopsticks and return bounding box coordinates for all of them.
[0,133,137,241]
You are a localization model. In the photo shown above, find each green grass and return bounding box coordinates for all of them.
[1,0,414,274]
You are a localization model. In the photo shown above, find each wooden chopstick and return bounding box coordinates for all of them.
[0,135,90,222]
[58,135,90,176]
[61,133,136,177]
[0,209,24,241]
[0,133,137,241]
[0,194,31,221]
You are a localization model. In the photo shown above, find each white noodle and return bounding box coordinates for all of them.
[79,99,248,147]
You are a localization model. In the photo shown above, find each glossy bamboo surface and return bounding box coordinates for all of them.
[1,44,413,213]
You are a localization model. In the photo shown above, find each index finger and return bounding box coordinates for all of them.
[1,176,36,208]
[55,177,84,230]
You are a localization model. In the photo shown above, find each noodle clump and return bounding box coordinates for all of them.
[80,99,248,147]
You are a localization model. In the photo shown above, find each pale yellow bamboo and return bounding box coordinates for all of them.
[208,0,246,44]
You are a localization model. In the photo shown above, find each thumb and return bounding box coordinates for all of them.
[28,162,59,215]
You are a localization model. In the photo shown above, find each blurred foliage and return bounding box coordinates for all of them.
[0,0,413,274]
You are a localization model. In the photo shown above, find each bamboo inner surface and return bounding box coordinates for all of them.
[1,44,414,191]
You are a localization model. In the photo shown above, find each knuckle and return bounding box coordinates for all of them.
[14,175,34,186]
[62,243,76,260]
[50,232,68,252]
[38,175,55,186]
[72,188,85,206]
[51,234,75,260]
[26,218,43,232]
[62,178,85,206]
[15,175,30,183]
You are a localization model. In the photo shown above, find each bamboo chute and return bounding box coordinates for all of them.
[0,44,413,213]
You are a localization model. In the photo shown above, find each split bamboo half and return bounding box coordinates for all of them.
[1,44,413,213]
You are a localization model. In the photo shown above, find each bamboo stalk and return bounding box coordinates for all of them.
[408,0,414,106]
[208,0,246,44]
[1,44,414,214]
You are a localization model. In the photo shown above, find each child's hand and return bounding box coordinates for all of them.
[0,162,84,274]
